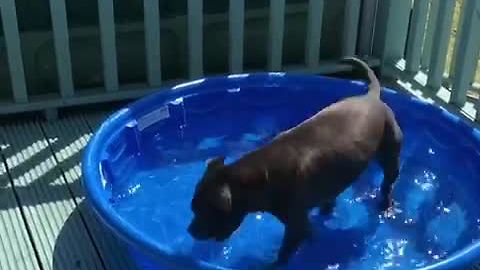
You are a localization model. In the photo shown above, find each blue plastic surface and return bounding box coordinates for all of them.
[82,73,480,270]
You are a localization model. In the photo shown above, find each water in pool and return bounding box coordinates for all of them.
[111,116,480,270]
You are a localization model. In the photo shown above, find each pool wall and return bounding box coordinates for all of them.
[83,74,480,270]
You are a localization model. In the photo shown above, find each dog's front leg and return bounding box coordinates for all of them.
[276,210,311,265]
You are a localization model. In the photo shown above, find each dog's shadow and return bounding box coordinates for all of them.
[227,227,373,270]
[287,214,375,270]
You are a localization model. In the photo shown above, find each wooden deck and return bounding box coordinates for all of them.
[0,105,479,270]
[0,109,138,270]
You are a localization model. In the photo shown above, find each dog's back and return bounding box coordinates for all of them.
[230,91,388,205]
[230,58,393,204]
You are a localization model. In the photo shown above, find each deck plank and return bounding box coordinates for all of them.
[0,122,104,270]
[0,138,40,270]
[41,114,137,270]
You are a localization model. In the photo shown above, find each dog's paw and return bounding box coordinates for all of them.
[378,197,393,212]
[380,201,402,219]
[382,207,396,219]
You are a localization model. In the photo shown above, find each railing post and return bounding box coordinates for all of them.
[372,0,412,75]
[305,0,324,68]
[450,0,480,107]
[405,0,429,74]
[268,0,286,71]
[229,0,245,73]
[188,0,203,79]
[1,0,28,103]
[98,0,119,92]
[426,0,455,90]
[342,0,362,57]
[421,0,439,70]
[49,0,75,97]
[144,0,162,87]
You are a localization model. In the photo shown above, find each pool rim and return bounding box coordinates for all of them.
[82,73,480,270]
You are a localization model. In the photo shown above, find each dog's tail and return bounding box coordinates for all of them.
[341,57,381,99]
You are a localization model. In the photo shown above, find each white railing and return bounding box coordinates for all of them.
[1,0,479,122]
[377,0,480,121]
[0,0,380,116]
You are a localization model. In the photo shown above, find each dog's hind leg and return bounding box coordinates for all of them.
[377,106,403,211]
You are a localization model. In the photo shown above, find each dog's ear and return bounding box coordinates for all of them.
[213,183,232,213]
[206,156,225,171]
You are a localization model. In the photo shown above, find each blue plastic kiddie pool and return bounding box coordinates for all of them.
[82,73,480,270]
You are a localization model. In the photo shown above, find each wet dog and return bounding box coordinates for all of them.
[188,57,402,265]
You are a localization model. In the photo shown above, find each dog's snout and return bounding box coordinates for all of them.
[187,221,199,235]
[188,220,210,240]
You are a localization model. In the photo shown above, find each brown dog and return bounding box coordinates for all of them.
[188,57,402,265]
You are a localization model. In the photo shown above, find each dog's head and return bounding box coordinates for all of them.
[188,156,246,241]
